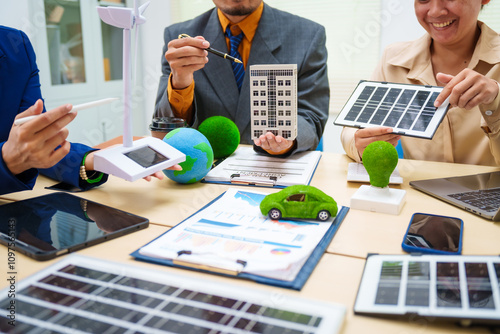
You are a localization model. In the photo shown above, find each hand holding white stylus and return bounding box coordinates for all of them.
[14,97,118,126]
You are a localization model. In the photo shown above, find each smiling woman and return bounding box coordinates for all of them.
[342,0,500,167]
[414,0,484,57]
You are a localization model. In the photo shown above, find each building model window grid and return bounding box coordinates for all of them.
[250,64,298,140]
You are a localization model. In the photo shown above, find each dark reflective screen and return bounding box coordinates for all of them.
[404,213,462,253]
[0,193,148,254]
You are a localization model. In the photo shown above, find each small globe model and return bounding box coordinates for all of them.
[198,116,240,159]
[162,128,214,184]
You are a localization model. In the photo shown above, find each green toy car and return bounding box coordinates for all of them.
[260,185,338,221]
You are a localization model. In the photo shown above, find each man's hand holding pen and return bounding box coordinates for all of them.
[166,34,243,90]
[178,34,242,64]
[165,35,210,89]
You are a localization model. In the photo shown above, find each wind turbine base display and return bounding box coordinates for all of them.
[93,1,186,182]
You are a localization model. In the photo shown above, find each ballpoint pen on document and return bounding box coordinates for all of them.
[178,33,243,64]
[14,97,119,126]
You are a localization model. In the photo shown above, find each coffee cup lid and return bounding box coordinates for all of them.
[149,117,186,132]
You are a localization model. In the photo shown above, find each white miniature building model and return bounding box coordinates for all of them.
[250,64,297,140]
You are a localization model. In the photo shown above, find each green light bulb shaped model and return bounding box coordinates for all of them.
[362,141,399,188]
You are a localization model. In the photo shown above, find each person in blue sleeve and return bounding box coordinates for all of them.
[0,26,170,195]
[0,25,110,195]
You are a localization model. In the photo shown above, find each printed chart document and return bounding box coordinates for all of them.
[133,188,348,289]
[203,146,321,187]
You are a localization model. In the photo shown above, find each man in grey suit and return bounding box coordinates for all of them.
[154,0,329,156]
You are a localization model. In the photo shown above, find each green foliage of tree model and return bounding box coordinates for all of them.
[198,116,240,159]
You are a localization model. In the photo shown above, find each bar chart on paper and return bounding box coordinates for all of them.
[138,189,336,280]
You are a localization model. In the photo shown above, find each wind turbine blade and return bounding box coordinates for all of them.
[97,6,134,29]
[135,1,150,25]
[132,1,149,83]
[134,24,139,84]
[139,1,150,15]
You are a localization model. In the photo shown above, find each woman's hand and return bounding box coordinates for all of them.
[354,127,401,159]
[434,70,499,109]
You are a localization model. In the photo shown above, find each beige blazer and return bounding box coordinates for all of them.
[341,22,500,166]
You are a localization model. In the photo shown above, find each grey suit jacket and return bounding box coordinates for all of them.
[154,3,329,153]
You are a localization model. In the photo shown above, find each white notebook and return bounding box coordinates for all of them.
[347,162,403,184]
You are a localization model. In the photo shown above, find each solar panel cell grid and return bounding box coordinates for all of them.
[335,81,450,140]
[0,257,344,334]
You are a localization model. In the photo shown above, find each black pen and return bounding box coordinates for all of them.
[178,33,243,64]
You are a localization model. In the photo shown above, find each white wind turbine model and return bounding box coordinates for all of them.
[93,0,185,182]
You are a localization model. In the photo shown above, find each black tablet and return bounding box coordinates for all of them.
[0,193,149,261]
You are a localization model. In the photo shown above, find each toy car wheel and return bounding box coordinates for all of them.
[317,210,330,221]
[268,208,282,220]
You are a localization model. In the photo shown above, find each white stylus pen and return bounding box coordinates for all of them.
[14,97,119,126]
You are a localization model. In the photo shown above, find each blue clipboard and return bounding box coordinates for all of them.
[131,191,349,290]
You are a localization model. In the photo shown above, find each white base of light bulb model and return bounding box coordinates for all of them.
[350,185,406,215]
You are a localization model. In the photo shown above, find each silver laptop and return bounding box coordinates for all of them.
[410,171,500,221]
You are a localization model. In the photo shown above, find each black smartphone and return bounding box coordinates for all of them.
[402,213,463,255]
[0,193,149,261]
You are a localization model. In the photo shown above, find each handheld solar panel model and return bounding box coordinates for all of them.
[354,254,500,326]
[334,81,450,139]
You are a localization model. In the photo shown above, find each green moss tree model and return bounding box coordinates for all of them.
[362,141,399,188]
[198,116,240,159]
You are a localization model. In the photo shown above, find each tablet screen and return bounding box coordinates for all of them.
[0,193,148,260]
